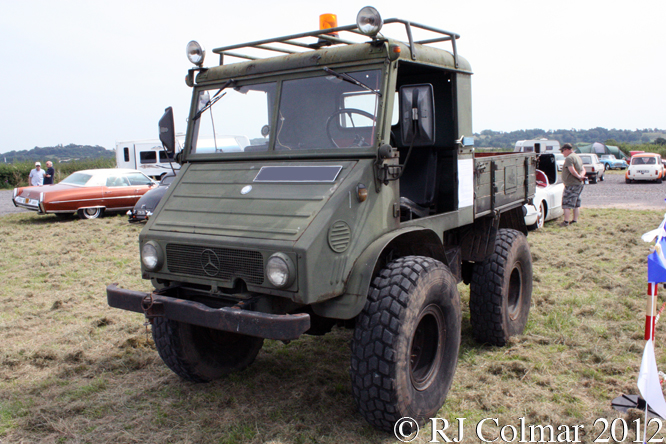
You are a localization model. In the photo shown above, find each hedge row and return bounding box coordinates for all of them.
[0,159,116,189]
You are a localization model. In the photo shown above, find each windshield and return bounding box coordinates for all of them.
[190,69,381,156]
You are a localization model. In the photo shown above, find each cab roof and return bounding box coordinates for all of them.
[195,18,472,83]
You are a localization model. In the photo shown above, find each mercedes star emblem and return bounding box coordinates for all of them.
[201,249,220,276]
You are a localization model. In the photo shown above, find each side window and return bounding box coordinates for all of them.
[391,92,399,126]
[140,151,157,164]
[106,176,129,187]
[123,147,130,162]
[127,173,153,186]
[159,151,175,162]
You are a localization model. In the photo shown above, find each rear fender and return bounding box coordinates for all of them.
[311,227,447,319]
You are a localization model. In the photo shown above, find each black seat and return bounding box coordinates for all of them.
[399,148,437,219]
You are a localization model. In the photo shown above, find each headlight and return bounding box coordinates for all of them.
[356,6,383,36]
[142,241,163,271]
[266,253,296,289]
[186,40,205,67]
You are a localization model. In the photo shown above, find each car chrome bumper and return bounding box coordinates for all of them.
[106,283,311,340]
[12,200,42,212]
[523,203,538,226]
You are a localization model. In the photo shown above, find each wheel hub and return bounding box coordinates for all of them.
[410,304,445,391]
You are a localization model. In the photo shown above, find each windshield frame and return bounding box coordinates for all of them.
[183,63,390,162]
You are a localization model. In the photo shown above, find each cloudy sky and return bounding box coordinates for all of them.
[1,0,664,154]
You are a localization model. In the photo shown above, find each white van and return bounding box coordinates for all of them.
[116,136,185,179]
[514,139,560,154]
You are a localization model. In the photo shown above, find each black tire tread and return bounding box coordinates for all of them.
[469,229,531,346]
[350,256,459,432]
[152,317,207,382]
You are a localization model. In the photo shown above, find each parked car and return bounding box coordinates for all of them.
[599,154,628,170]
[524,154,564,230]
[12,168,157,219]
[127,171,177,222]
[554,152,565,172]
[580,153,605,183]
[626,153,665,183]
[525,170,564,230]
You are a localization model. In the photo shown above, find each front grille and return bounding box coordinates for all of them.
[166,244,264,284]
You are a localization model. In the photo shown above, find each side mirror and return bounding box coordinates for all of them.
[159,107,176,154]
[399,84,435,147]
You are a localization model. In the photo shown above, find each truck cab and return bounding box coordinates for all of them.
[108,8,536,432]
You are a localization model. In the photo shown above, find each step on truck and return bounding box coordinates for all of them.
[107,7,537,432]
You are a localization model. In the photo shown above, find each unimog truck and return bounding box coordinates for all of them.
[107,7,536,432]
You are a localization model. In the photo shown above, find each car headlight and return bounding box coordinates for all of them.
[141,241,164,271]
[266,253,296,289]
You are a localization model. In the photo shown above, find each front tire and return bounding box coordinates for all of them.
[152,318,264,382]
[78,207,104,219]
[350,256,461,432]
[470,229,533,346]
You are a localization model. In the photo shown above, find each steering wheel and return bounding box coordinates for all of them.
[325,108,376,148]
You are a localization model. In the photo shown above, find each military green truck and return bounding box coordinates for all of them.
[107,7,536,432]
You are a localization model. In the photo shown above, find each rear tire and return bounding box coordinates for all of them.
[350,256,461,432]
[78,207,104,219]
[470,229,533,346]
[152,318,264,382]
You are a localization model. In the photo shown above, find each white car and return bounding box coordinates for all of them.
[626,153,665,183]
[524,165,564,230]
[580,153,605,183]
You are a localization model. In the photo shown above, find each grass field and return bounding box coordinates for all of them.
[1,208,665,443]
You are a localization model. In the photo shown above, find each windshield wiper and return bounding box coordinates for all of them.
[193,79,236,120]
[323,67,381,97]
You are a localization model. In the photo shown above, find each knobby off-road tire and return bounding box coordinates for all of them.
[470,228,533,346]
[350,256,461,432]
[152,317,264,382]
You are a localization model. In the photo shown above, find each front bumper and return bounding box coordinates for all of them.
[106,283,311,340]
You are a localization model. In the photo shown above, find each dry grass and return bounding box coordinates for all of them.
[0,208,664,443]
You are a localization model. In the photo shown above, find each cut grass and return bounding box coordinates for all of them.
[0,208,664,443]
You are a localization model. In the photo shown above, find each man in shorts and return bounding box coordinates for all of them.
[559,143,586,226]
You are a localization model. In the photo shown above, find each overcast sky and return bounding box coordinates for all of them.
[1,0,664,154]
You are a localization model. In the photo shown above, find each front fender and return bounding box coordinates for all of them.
[311,226,442,319]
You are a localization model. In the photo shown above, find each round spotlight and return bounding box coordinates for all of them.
[356,6,383,36]
[266,253,296,289]
[186,40,205,67]
[141,241,163,271]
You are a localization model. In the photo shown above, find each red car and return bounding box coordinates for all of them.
[12,168,157,219]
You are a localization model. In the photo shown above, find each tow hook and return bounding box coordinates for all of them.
[140,293,164,336]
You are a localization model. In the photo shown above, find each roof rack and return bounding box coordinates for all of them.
[211,19,460,67]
